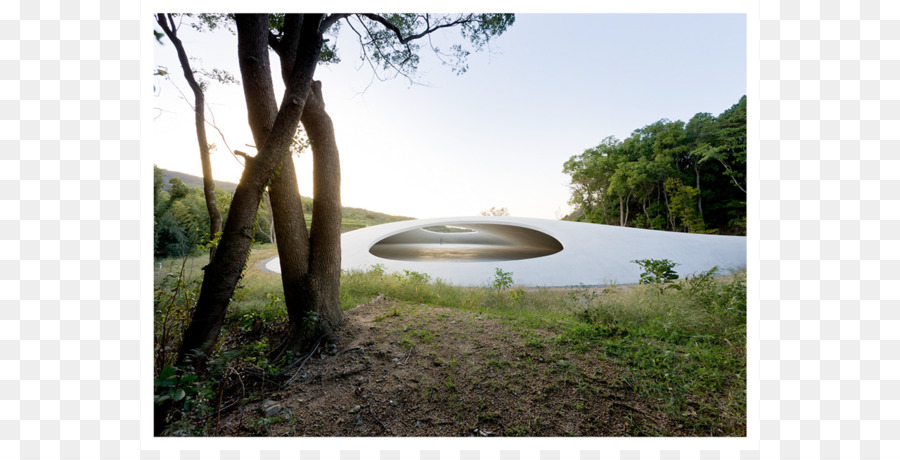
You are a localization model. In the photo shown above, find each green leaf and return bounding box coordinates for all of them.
[154,377,175,387]
[159,366,176,379]
[174,389,186,402]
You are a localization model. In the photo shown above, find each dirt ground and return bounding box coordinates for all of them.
[214,296,680,437]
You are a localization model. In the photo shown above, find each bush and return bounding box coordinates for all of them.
[632,258,681,296]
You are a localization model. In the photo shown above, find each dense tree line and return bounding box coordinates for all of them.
[563,96,746,235]
[154,165,276,258]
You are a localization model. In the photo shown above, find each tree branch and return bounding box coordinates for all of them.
[320,14,350,35]
[354,16,417,82]
[360,13,469,44]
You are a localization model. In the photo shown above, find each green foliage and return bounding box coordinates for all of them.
[302,311,320,330]
[153,364,216,435]
[566,269,746,434]
[353,14,514,78]
[154,261,202,372]
[664,178,706,233]
[154,165,237,259]
[394,269,432,285]
[492,268,514,291]
[241,337,280,375]
[563,96,746,235]
[632,259,681,296]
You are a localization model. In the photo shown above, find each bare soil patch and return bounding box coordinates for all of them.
[215,296,679,437]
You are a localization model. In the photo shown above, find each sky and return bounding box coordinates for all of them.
[152,14,746,220]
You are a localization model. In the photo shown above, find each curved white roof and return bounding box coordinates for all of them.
[265,216,746,287]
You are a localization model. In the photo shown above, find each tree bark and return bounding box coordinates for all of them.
[271,14,317,346]
[618,196,624,227]
[694,163,703,220]
[623,191,632,227]
[237,13,316,354]
[156,14,222,262]
[175,13,324,371]
[662,183,673,230]
[301,80,345,335]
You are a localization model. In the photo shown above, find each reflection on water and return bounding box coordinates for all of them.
[369,243,560,262]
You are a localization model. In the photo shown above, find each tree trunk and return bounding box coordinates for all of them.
[235,13,316,355]
[642,194,650,225]
[261,14,336,354]
[301,80,345,335]
[662,183,673,230]
[618,196,624,227]
[156,14,222,262]
[175,13,324,371]
[694,163,703,221]
[268,158,315,350]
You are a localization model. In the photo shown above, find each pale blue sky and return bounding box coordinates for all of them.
[152,14,746,219]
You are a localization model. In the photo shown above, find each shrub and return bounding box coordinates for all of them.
[492,268,514,291]
[632,258,681,296]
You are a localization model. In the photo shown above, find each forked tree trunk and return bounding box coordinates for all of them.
[156,14,222,261]
[263,14,340,355]
[235,13,315,354]
[174,13,324,371]
[261,80,346,355]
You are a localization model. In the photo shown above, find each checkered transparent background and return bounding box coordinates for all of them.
[1,0,897,459]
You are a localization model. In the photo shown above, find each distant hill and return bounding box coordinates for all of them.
[160,168,239,194]
[158,167,416,231]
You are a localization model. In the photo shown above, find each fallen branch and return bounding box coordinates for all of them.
[284,336,325,386]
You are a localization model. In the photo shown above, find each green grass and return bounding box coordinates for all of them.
[339,264,747,435]
[154,250,746,436]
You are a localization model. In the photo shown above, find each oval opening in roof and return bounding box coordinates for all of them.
[368,223,563,262]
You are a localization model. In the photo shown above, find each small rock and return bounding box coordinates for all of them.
[349,405,361,414]
[260,401,282,418]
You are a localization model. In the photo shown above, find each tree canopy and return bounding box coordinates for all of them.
[563,96,746,235]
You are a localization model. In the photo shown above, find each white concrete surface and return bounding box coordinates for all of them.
[266,216,746,287]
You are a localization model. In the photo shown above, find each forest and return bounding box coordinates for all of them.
[563,95,747,235]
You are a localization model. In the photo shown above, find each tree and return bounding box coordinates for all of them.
[174,13,326,370]
[562,96,746,235]
[155,14,223,261]
[481,206,510,216]
[170,13,515,369]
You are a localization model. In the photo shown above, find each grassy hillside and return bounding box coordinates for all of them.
[158,167,415,232]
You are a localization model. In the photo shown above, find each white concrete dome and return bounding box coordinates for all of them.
[265,216,747,287]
